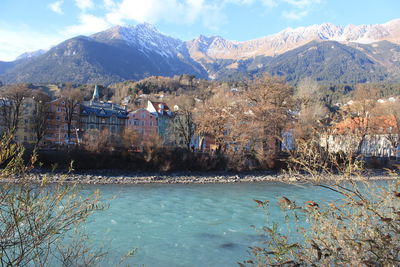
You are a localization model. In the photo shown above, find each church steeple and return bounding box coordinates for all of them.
[92,84,100,101]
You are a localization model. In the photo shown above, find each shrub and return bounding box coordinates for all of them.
[241,134,400,266]
[0,133,107,266]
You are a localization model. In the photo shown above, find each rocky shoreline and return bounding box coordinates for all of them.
[1,170,397,185]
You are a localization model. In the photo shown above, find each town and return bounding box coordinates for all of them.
[1,0,400,265]
[1,75,400,172]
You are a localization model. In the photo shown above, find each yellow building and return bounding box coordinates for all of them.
[14,97,37,145]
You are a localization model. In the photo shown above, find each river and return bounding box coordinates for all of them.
[79,182,347,266]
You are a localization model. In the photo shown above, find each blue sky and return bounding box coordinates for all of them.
[1,0,399,61]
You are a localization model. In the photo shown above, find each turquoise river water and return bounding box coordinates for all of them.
[80,182,345,266]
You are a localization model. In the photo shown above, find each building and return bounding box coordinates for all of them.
[0,97,39,145]
[79,85,128,136]
[126,108,158,143]
[146,100,173,142]
[0,98,10,137]
[191,134,215,151]
[14,97,36,145]
[45,98,80,145]
[323,115,399,157]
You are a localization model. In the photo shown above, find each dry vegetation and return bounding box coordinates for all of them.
[240,108,400,266]
[1,76,400,266]
[0,132,108,266]
[1,75,400,172]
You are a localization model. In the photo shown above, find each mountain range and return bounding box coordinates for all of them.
[1,19,400,85]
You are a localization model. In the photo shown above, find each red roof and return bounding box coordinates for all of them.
[150,101,171,114]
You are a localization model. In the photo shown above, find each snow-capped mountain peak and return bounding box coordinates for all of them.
[188,19,400,60]
[91,23,184,58]
[16,49,47,61]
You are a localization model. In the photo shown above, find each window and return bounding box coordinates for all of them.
[141,113,146,119]
[141,121,145,126]
[56,116,60,121]
[24,136,27,141]
[150,121,153,126]
[134,120,140,126]
[57,107,61,112]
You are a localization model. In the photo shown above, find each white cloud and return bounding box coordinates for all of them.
[261,0,278,8]
[64,14,111,35]
[98,0,322,31]
[103,0,116,9]
[0,0,327,61]
[75,0,94,10]
[283,0,320,8]
[0,27,64,61]
[105,0,163,24]
[104,0,222,27]
[282,9,308,20]
[267,0,321,20]
[255,0,321,9]
[223,0,255,4]
[0,12,111,61]
[49,0,64,14]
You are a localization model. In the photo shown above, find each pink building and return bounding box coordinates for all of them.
[126,108,158,142]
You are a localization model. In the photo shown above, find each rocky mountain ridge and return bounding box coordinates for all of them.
[1,19,400,85]
[187,19,400,61]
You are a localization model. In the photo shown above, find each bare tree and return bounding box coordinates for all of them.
[195,90,233,154]
[372,100,400,154]
[242,126,400,267]
[169,96,196,150]
[0,133,106,266]
[122,128,141,150]
[242,74,294,162]
[58,84,83,144]
[295,77,320,106]
[340,84,378,155]
[292,77,337,153]
[0,84,31,135]
[82,128,119,152]
[31,91,51,148]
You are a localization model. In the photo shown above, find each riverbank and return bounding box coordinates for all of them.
[1,170,397,184]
